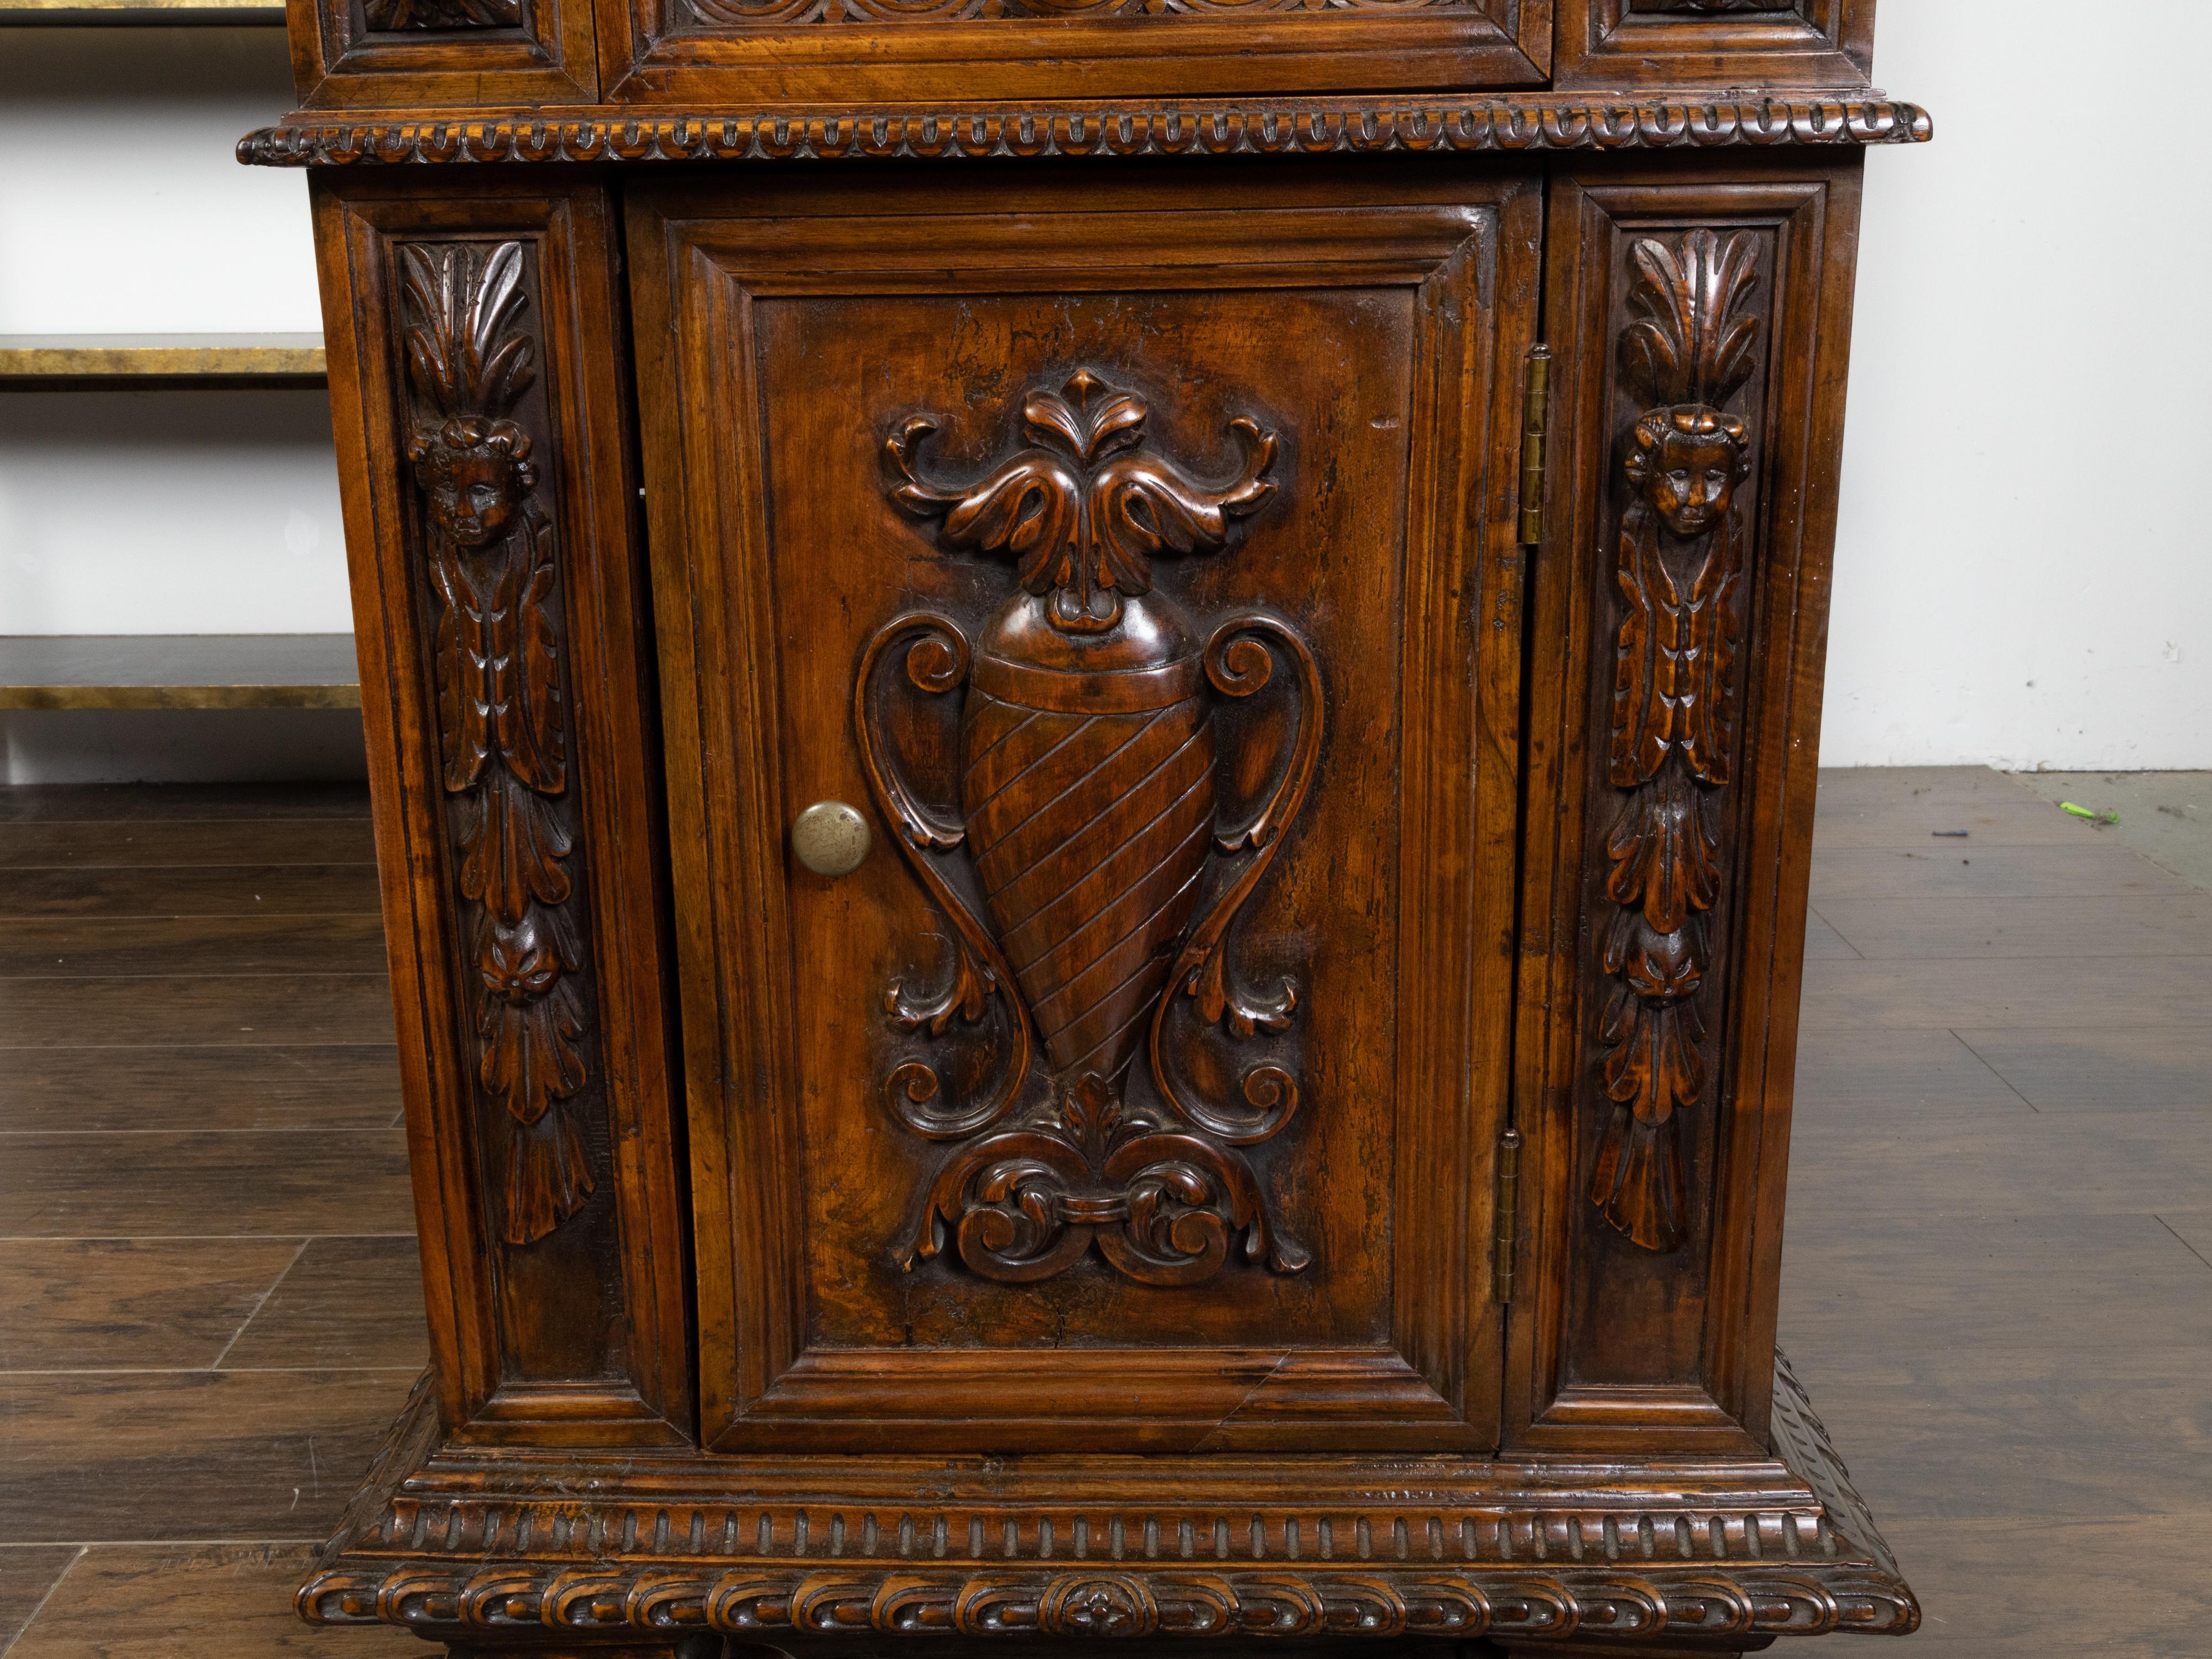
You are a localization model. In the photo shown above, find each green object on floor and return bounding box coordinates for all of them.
[2059,801,2120,825]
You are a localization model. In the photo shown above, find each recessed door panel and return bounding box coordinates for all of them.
[629,166,1538,1453]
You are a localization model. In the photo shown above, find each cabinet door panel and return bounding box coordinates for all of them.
[630,167,1537,1454]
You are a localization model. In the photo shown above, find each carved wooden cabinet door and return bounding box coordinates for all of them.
[630,165,1540,1454]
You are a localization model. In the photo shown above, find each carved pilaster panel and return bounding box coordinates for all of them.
[1587,227,1763,1256]
[314,180,688,1441]
[395,239,598,1253]
[1511,160,1865,1455]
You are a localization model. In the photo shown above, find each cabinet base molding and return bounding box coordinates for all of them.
[303,1359,1913,1650]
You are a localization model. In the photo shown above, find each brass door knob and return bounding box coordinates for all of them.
[791,800,871,877]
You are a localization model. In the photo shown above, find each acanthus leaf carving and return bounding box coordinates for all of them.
[1589,228,1762,1254]
[399,239,597,1246]
[862,370,1317,1287]
[364,0,523,31]
[1629,0,1796,12]
[689,0,1478,24]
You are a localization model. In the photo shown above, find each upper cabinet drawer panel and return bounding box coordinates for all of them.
[288,0,599,107]
[598,0,1549,102]
[1552,0,1873,88]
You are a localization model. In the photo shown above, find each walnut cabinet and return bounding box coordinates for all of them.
[244,2,1931,1651]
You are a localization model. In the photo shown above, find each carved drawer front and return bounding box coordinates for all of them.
[601,0,1547,103]
[1552,0,1871,87]
[290,0,599,108]
[630,167,1539,1454]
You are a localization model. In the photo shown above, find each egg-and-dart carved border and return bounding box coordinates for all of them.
[238,97,1929,166]
[301,1561,1916,1639]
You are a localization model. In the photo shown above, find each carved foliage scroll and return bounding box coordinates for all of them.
[690,0,1472,24]
[366,0,523,30]
[1588,230,1761,1253]
[1627,0,1795,13]
[858,371,1318,1288]
[398,241,597,1246]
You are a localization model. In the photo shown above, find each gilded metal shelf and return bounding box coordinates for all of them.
[0,0,284,23]
[0,635,362,711]
[0,335,326,388]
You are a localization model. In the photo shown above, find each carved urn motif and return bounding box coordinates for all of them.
[855,370,1320,1287]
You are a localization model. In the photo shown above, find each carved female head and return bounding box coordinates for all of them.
[409,415,536,549]
[1625,403,1752,538]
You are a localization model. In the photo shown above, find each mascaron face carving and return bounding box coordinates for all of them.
[1626,405,1751,538]
[410,415,536,548]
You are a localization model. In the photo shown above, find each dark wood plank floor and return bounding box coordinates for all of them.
[0,784,421,1659]
[1,770,2204,1656]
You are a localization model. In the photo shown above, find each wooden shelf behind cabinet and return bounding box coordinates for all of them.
[0,636,362,711]
[0,0,283,24]
[0,336,326,388]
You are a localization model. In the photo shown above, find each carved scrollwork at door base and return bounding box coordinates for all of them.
[1588,229,1762,1254]
[857,370,1318,1287]
[398,240,597,1246]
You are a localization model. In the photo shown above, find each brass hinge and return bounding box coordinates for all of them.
[1518,345,1551,546]
[1493,1126,1523,1305]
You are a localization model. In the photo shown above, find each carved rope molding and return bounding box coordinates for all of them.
[1587,228,1761,1254]
[237,97,1930,166]
[397,240,597,1246]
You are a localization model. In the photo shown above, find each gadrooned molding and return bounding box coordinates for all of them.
[296,1354,1918,1641]
[300,1560,1918,1640]
[238,97,1931,166]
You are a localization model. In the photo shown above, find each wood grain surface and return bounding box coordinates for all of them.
[0,786,426,1655]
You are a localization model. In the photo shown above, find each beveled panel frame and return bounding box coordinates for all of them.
[1507,154,1864,1457]
[1552,0,1871,90]
[628,164,1540,1456]
[286,0,599,109]
[309,174,692,1444]
[599,0,1550,103]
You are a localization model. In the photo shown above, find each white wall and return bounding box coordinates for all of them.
[3,6,2204,779]
[0,29,357,782]
[1826,0,2212,768]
